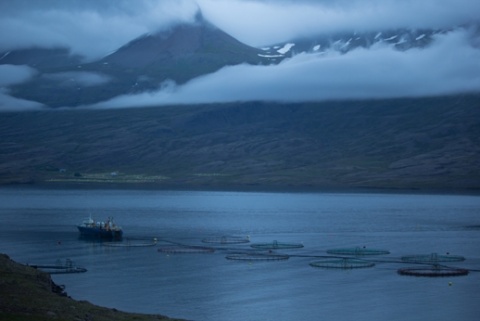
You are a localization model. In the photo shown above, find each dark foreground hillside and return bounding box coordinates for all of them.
[0,254,183,321]
[1,95,479,191]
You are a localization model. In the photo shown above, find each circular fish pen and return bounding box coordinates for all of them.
[103,238,158,247]
[33,265,88,274]
[326,247,390,256]
[310,258,375,269]
[226,253,290,261]
[401,253,465,263]
[398,266,469,277]
[250,240,304,250]
[158,245,215,254]
[202,235,250,244]
[30,259,87,274]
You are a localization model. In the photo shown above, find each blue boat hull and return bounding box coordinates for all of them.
[77,226,123,239]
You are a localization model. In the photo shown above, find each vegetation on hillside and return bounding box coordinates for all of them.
[1,95,479,191]
[0,254,184,321]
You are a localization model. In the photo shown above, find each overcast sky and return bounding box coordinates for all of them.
[0,0,479,110]
[1,0,479,59]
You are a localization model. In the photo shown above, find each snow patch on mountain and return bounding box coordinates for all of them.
[0,51,10,61]
[258,54,284,58]
[416,34,426,41]
[384,35,398,41]
[277,43,295,54]
[257,43,296,59]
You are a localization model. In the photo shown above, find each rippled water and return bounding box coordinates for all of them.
[1,187,479,321]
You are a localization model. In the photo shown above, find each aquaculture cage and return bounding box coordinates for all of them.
[103,238,158,247]
[326,247,390,256]
[401,253,465,264]
[30,259,87,274]
[202,235,250,244]
[398,266,469,277]
[250,240,304,250]
[310,258,375,269]
[158,245,215,254]
[226,253,290,261]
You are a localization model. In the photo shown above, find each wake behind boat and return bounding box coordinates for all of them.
[77,216,123,239]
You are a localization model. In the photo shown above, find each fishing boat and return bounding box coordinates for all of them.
[77,216,123,239]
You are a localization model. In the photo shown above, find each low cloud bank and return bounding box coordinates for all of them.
[91,30,480,109]
[0,64,44,111]
[43,71,111,87]
[0,89,45,112]
[0,64,37,86]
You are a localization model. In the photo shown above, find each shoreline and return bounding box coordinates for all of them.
[0,253,185,321]
[1,180,480,196]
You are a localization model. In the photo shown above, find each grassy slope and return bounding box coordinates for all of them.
[1,95,479,191]
[0,254,184,321]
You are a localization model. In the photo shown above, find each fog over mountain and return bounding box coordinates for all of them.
[93,28,480,108]
[199,0,480,47]
[0,0,479,110]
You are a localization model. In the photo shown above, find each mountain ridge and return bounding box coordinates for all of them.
[2,18,477,108]
[260,24,480,57]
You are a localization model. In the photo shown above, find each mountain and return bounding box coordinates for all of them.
[261,29,438,58]
[1,94,479,191]
[259,25,478,58]
[103,16,264,70]
[2,15,476,108]
[1,14,268,108]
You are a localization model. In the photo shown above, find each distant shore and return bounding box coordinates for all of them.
[2,180,479,196]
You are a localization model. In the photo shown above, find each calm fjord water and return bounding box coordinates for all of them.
[1,188,479,321]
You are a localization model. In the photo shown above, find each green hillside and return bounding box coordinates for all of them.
[1,95,479,191]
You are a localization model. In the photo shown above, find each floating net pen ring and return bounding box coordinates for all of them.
[158,245,215,254]
[30,259,87,274]
[326,247,390,256]
[103,238,158,247]
[226,253,290,261]
[398,266,469,277]
[202,236,250,244]
[33,265,88,274]
[250,240,304,250]
[310,258,375,269]
[401,253,465,263]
